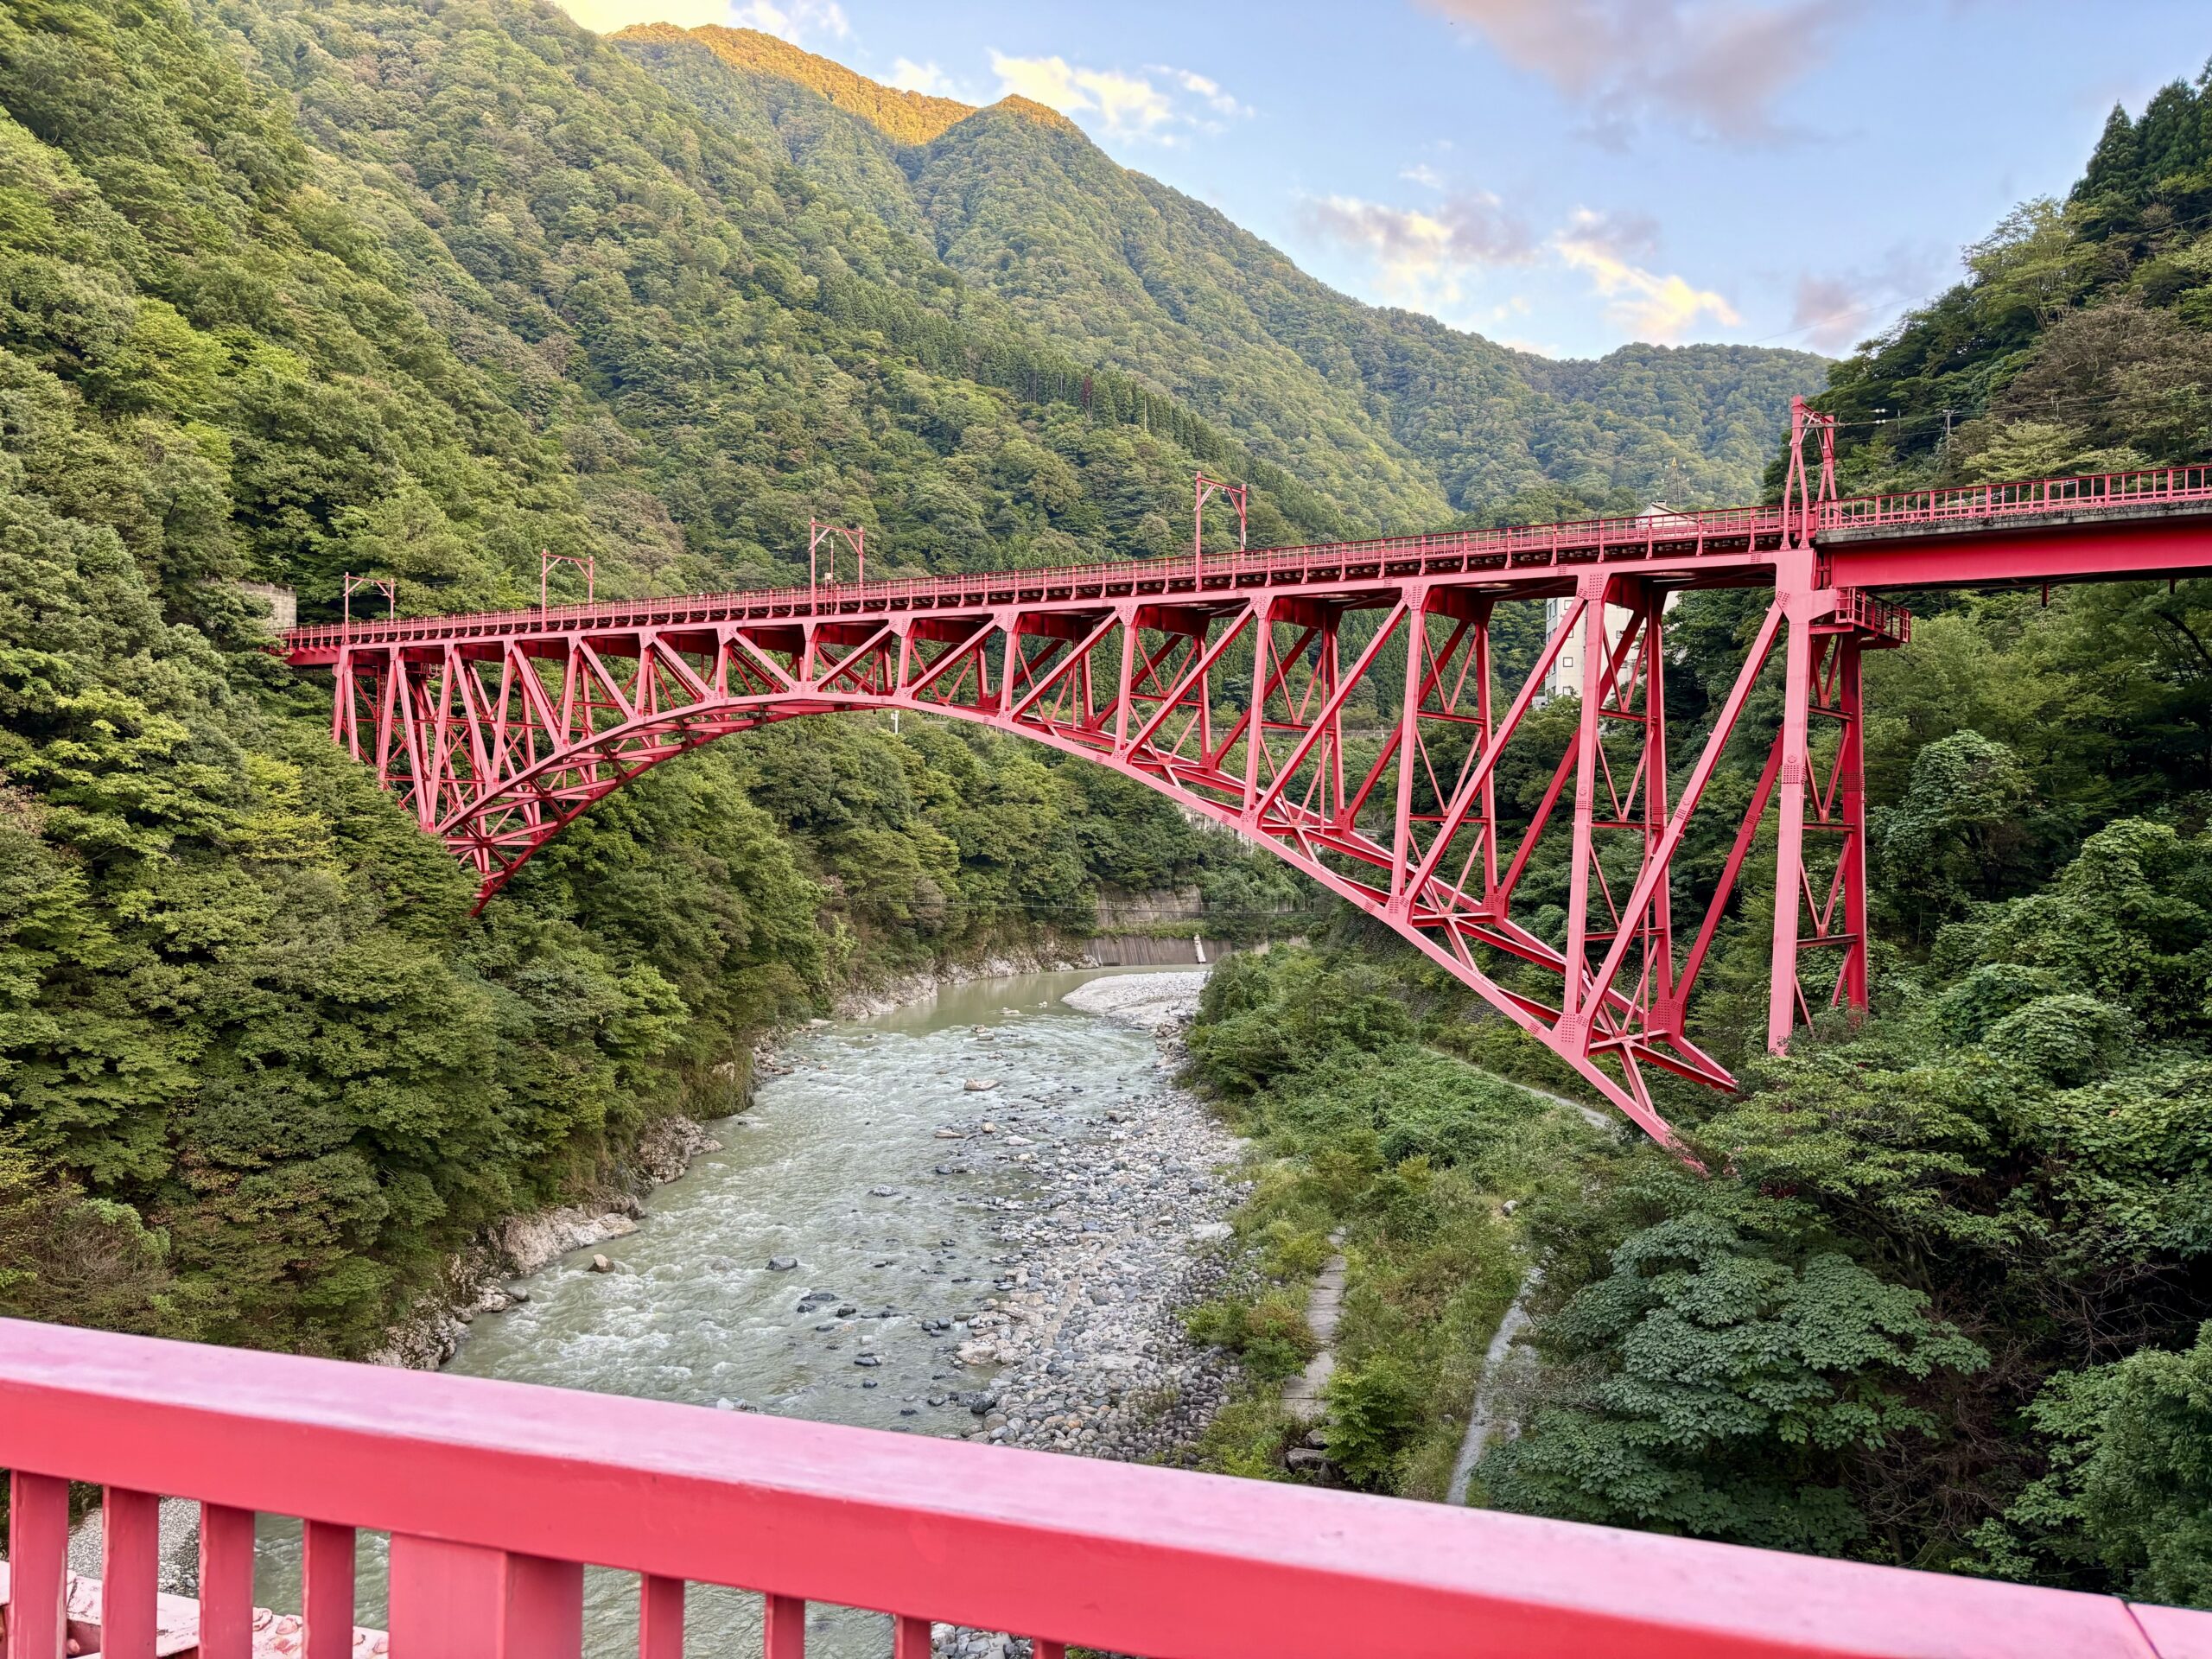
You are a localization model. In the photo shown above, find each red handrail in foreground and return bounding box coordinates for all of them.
[2,1321,2209,1658]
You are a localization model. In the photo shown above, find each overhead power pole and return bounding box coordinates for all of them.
[810,520,866,594]
[1193,473,1248,579]
[539,549,595,612]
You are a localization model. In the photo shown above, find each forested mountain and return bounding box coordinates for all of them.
[614,23,1825,518]
[30,0,2212,1613]
[0,0,1312,1354]
[1174,63,2212,1611]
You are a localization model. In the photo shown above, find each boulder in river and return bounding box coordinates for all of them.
[963,1078,1000,1092]
[767,1255,798,1271]
[588,1254,613,1274]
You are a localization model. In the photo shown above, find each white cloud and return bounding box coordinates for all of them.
[1417,0,1838,144]
[1302,188,1734,344]
[1561,207,1660,263]
[729,0,849,44]
[1149,65,1253,118]
[988,53,1246,143]
[1298,189,1535,310]
[553,0,733,32]
[1400,162,1446,188]
[1553,208,1738,340]
[887,57,957,97]
[1786,245,1944,353]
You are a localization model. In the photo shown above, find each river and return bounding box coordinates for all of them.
[249,966,1224,1657]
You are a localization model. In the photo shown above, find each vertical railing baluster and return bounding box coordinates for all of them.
[303,1522,356,1659]
[892,1614,931,1659]
[639,1575,684,1659]
[391,1537,582,1659]
[198,1504,257,1659]
[1031,1643,1066,1659]
[100,1488,162,1659]
[6,1472,70,1659]
[762,1593,804,1657]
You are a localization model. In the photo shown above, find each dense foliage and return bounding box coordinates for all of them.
[1179,948,1591,1496]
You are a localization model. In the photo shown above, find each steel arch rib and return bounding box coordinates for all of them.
[420,676,1689,1150]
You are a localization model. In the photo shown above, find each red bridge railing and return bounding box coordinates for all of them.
[278,463,2212,658]
[1823,463,2212,534]
[3,1320,2209,1659]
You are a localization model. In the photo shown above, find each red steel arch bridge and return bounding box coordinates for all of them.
[282,407,2212,1148]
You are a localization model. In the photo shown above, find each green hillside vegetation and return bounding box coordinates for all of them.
[1179,62,2212,1611]
[614,24,1827,518]
[0,0,1309,1354]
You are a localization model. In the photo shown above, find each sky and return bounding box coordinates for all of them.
[552,0,2209,362]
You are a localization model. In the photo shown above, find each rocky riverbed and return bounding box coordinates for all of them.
[930,969,1245,1463]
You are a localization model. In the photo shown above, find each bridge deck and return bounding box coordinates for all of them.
[282,463,2212,666]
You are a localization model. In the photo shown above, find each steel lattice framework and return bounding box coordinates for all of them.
[283,407,2212,1147]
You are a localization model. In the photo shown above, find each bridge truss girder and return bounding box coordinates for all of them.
[328,575,1907,1153]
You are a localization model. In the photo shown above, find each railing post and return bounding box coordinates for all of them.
[5,1472,68,1659]
[303,1521,357,1659]
[389,1535,582,1659]
[639,1575,685,1659]
[100,1488,161,1659]
[198,1504,257,1659]
[763,1593,804,1659]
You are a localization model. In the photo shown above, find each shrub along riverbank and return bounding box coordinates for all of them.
[1176,947,1602,1497]
[1180,811,2212,1607]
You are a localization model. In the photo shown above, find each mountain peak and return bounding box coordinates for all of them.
[613,23,978,145]
[982,94,1085,137]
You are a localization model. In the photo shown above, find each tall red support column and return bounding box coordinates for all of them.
[1835,632,1871,1012]
[1767,610,1889,1045]
[1638,587,1675,1027]
[1766,595,1817,1050]
[1559,573,1610,1041]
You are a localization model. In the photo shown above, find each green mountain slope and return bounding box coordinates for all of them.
[135,0,1369,624]
[617,24,1827,516]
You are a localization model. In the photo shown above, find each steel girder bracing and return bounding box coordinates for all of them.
[327,579,1906,1153]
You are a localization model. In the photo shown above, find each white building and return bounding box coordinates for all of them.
[1540,505,1691,702]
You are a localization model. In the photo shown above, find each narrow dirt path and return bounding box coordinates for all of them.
[1281,1230,1348,1421]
